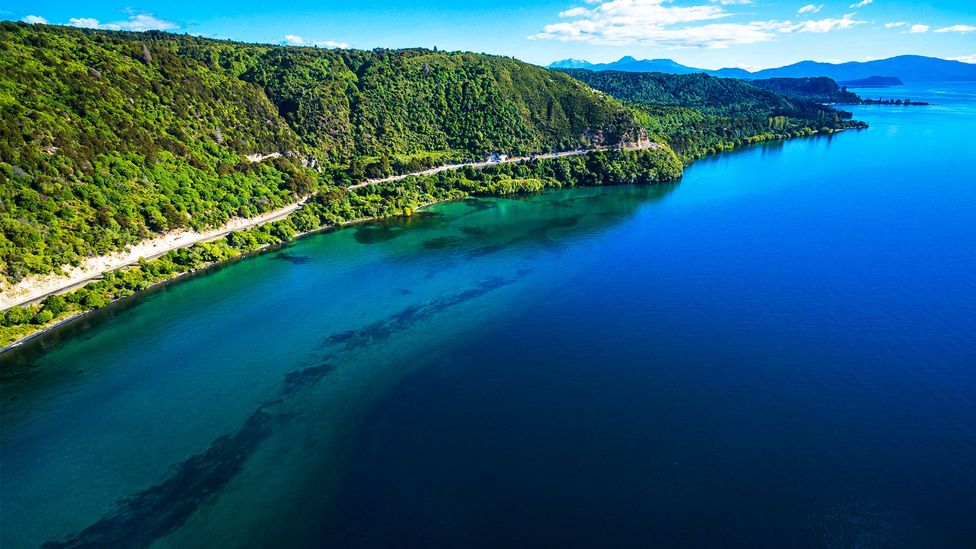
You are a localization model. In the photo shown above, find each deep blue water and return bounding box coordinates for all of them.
[1,83,975,548]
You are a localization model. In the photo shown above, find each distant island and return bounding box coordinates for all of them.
[838,76,904,88]
[549,55,976,83]
[858,97,929,106]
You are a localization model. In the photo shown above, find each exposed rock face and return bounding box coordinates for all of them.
[245,152,282,163]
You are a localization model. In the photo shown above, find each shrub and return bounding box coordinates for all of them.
[4,306,33,326]
[32,309,54,324]
[42,294,67,316]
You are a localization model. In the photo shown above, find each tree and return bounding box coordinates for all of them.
[32,309,54,325]
[4,306,33,326]
[42,294,67,316]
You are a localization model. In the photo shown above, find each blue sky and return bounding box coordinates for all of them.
[7,0,976,69]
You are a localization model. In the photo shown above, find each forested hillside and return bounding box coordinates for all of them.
[559,69,809,112]
[0,23,635,281]
[0,24,871,344]
[559,69,865,161]
[750,77,860,104]
[0,22,866,293]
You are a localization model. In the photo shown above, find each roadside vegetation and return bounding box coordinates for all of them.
[1,148,682,346]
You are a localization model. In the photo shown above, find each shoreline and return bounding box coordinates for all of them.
[0,198,448,355]
[0,129,854,354]
[1,144,656,311]
[0,199,311,310]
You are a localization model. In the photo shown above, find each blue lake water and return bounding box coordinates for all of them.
[1,83,975,548]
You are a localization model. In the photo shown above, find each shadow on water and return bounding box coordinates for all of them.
[270,251,312,265]
[422,236,464,249]
[392,183,683,263]
[321,275,522,353]
[687,130,846,174]
[461,198,497,212]
[39,273,526,549]
[353,211,449,244]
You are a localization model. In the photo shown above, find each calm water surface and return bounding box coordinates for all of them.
[1,83,975,548]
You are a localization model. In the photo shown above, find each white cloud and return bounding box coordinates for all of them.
[947,55,976,64]
[786,14,863,33]
[734,61,763,71]
[68,17,101,28]
[849,0,872,8]
[934,25,976,33]
[908,24,929,33]
[710,0,753,4]
[314,40,350,49]
[283,35,350,48]
[107,14,178,31]
[797,4,823,15]
[530,0,862,48]
[22,15,48,24]
[884,21,907,28]
[68,13,177,31]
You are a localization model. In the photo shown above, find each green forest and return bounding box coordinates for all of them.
[0,22,637,281]
[559,69,866,161]
[0,23,864,344]
[749,77,861,104]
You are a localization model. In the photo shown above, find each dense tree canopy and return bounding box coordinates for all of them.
[559,69,866,161]
[749,77,861,104]
[0,23,637,280]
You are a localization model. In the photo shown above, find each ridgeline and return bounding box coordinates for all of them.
[557,69,865,161]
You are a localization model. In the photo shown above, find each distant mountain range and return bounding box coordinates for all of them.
[548,55,976,83]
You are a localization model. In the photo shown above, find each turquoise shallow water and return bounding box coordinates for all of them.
[2,83,975,548]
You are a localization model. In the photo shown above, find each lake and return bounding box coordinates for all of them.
[1,83,974,548]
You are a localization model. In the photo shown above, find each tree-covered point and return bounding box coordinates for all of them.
[0,22,638,281]
[749,77,861,104]
[558,69,866,162]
